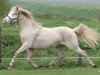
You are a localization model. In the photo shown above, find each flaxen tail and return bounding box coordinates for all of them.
[74,23,99,49]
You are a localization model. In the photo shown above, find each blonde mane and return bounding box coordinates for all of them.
[18,7,33,18]
[16,6,43,26]
[11,6,33,19]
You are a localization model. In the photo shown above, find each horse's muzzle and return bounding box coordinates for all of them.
[3,19,10,24]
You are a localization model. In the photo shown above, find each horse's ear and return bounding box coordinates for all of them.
[16,5,19,11]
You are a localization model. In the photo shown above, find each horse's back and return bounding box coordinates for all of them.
[52,26,76,38]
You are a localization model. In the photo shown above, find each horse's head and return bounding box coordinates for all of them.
[3,5,33,25]
[3,5,19,24]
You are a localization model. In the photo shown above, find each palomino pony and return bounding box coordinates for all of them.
[3,6,98,69]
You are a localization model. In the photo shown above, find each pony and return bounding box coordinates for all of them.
[3,6,99,69]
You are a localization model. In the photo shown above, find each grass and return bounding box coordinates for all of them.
[0,58,100,75]
[1,58,100,69]
[0,68,100,75]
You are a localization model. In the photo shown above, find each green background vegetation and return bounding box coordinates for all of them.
[0,0,100,73]
[0,0,100,58]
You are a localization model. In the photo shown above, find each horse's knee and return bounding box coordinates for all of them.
[14,51,20,57]
[80,50,87,57]
[82,50,86,54]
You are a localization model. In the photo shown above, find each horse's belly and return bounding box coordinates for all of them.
[32,40,60,49]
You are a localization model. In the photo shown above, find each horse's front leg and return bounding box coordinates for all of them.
[8,42,31,69]
[27,49,41,68]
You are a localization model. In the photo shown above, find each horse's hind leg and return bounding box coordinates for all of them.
[64,35,96,67]
[73,47,96,67]
[49,47,65,68]
[27,49,40,68]
[76,54,82,66]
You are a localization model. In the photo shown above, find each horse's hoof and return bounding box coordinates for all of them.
[38,64,43,67]
[93,64,97,68]
[33,64,42,69]
[8,65,13,70]
[49,64,54,69]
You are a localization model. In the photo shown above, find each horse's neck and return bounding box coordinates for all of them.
[18,15,41,32]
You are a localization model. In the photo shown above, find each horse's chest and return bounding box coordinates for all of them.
[21,36,28,43]
[20,32,36,43]
[20,28,41,43]
[20,31,29,42]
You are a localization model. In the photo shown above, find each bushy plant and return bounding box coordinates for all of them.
[0,0,11,16]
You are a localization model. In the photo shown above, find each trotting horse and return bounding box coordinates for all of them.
[3,6,99,69]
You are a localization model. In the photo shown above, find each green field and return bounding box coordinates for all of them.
[0,59,100,75]
[0,0,100,74]
[0,68,100,75]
